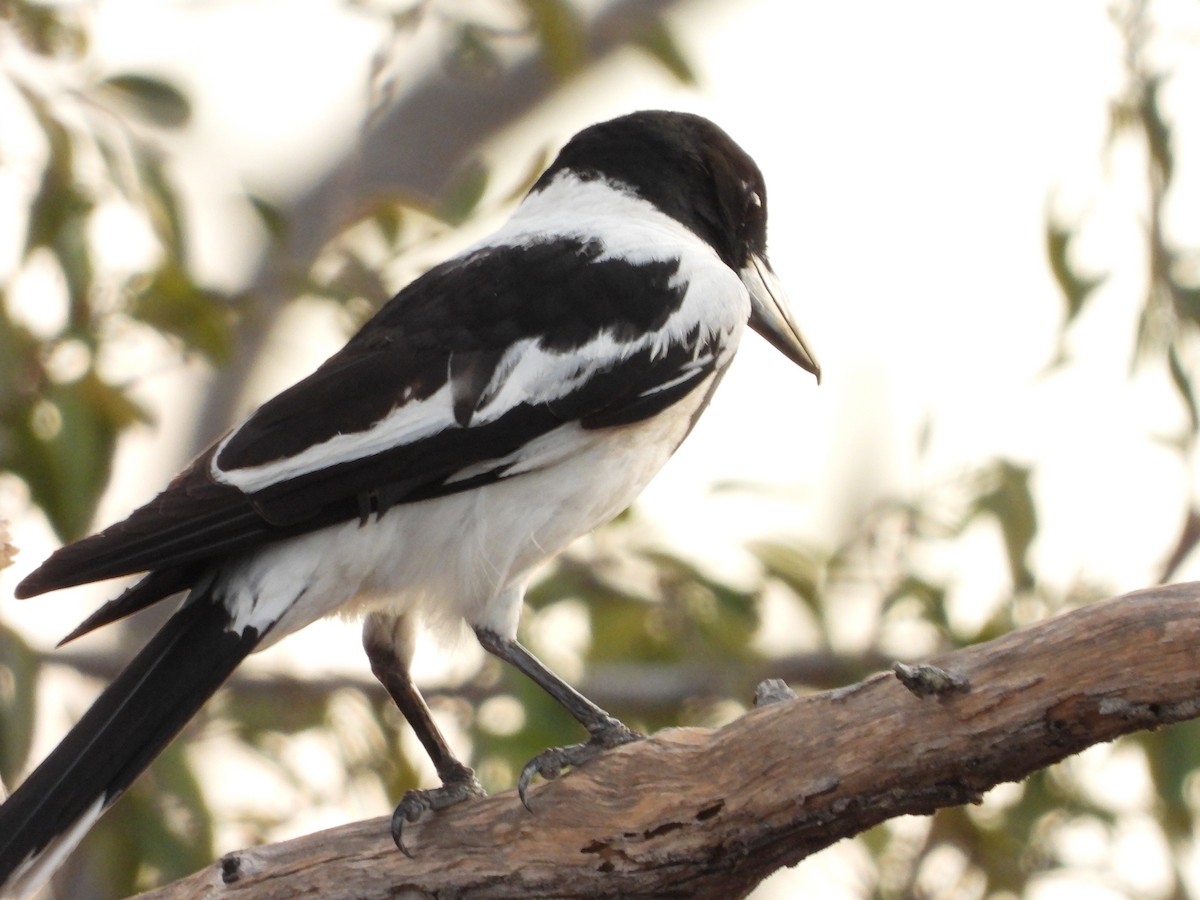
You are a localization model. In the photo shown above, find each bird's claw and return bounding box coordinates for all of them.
[391,771,486,856]
[517,721,642,810]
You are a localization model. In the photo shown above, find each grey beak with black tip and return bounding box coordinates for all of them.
[742,254,821,383]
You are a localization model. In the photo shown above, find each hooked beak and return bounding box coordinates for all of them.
[741,254,821,383]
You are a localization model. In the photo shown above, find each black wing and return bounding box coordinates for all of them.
[17,238,729,618]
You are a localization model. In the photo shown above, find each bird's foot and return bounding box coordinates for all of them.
[517,719,642,810]
[391,767,486,856]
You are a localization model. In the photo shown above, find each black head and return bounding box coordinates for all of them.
[534,111,820,382]
[532,110,770,273]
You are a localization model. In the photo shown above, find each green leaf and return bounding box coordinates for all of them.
[447,23,503,80]
[1167,342,1199,434]
[129,263,237,362]
[526,556,635,609]
[586,594,665,664]
[1107,97,1138,144]
[99,74,191,129]
[881,575,949,630]
[1139,76,1173,185]
[372,202,404,245]
[0,623,40,787]
[224,686,330,742]
[434,160,490,226]
[10,1,88,56]
[1142,722,1200,836]
[632,19,696,85]
[1159,506,1200,584]
[9,372,150,541]
[247,194,288,242]
[640,548,759,656]
[1045,217,1105,327]
[15,83,80,257]
[135,740,215,885]
[749,539,824,623]
[55,198,95,329]
[389,5,427,32]
[321,250,392,311]
[137,151,188,260]
[520,0,586,78]
[968,460,1038,593]
[1171,283,1200,326]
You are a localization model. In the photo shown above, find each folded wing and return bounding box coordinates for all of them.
[18,238,732,630]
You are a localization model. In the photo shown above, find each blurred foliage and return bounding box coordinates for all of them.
[1,0,1199,898]
[0,0,239,547]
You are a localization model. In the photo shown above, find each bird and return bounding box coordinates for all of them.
[0,109,820,897]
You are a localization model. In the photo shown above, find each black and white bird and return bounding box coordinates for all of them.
[0,110,819,896]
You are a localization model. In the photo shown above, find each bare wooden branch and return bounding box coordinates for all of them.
[137,583,1200,899]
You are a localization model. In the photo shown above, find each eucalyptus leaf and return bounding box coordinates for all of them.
[247,194,288,243]
[1045,217,1105,327]
[968,460,1037,593]
[434,160,490,226]
[1167,342,1199,434]
[10,372,149,541]
[99,74,191,129]
[0,623,40,787]
[1139,76,1173,185]
[749,539,824,622]
[520,0,586,78]
[633,19,696,85]
[129,264,237,362]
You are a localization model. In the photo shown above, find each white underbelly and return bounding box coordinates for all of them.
[208,380,714,646]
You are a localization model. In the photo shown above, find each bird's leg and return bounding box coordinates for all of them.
[474,627,641,809]
[363,613,485,854]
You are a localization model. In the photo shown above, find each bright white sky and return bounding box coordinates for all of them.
[4,0,1200,896]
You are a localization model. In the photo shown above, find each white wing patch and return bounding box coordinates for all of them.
[491,171,749,354]
[636,353,716,398]
[473,331,630,423]
[444,421,594,484]
[210,171,749,496]
[211,382,457,492]
[473,172,750,418]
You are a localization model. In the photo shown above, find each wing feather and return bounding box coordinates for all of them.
[18,238,735,606]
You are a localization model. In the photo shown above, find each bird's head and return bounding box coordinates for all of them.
[535,110,821,383]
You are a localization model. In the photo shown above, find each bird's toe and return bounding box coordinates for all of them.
[391,770,486,856]
[517,721,642,810]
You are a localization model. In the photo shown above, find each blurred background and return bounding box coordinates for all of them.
[2,0,1200,896]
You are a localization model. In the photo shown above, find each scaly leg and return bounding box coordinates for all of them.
[474,627,641,808]
[363,613,485,854]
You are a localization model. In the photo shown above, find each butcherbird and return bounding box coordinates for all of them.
[0,110,819,896]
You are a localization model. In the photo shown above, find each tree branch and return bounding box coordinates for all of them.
[136,582,1200,899]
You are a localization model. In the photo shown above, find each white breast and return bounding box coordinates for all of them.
[210,366,735,647]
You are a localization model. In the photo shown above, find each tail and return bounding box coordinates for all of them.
[0,588,262,898]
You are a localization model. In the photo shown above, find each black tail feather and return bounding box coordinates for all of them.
[0,588,261,896]
[55,565,199,647]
